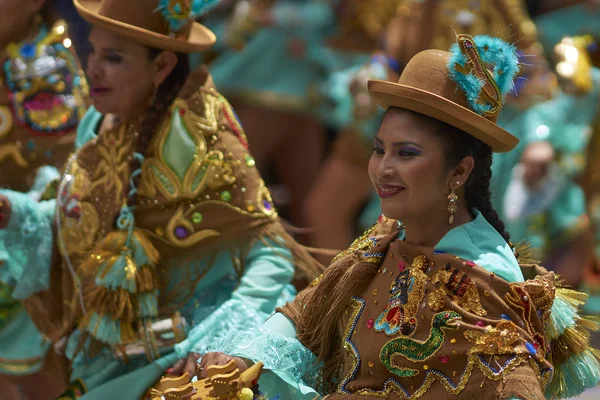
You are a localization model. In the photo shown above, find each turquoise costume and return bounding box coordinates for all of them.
[0,20,88,376]
[534,4,600,59]
[0,71,319,399]
[491,68,600,260]
[209,0,337,113]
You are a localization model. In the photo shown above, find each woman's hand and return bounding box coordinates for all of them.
[168,352,202,377]
[197,352,249,379]
[0,195,10,230]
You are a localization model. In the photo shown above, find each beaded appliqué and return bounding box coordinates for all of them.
[379,311,462,378]
[338,296,366,394]
[428,263,487,316]
[464,320,521,355]
[504,284,547,355]
[374,256,429,336]
[339,298,535,398]
[332,222,381,264]
[3,21,88,134]
[453,34,503,117]
[139,96,232,201]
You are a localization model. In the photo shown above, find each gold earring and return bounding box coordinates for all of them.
[447,182,459,225]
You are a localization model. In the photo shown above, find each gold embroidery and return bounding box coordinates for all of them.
[0,142,28,167]
[504,284,547,352]
[140,97,236,201]
[165,205,221,247]
[429,263,487,316]
[349,353,529,398]
[90,126,132,204]
[60,202,99,255]
[332,223,380,264]
[464,320,521,355]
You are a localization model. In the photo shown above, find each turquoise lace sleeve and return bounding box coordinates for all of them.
[207,327,322,400]
[174,239,296,357]
[0,190,56,299]
[174,298,270,357]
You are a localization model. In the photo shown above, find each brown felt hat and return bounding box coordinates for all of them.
[74,0,216,53]
[368,45,519,153]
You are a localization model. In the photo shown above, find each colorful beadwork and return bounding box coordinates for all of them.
[379,312,462,378]
[374,263,428,337]
[337,297,366,394]
[464,320,520,355]
[3,21,88,135]
[504,284,547,353]
[449,34,507,117]
[332,223,379,263]
[429,263,487,316]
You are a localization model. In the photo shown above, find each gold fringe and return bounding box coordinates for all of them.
[137,265,160,292]
[78,311,139,344]
[82,286,136,321]
[556,285,589,307]
[132,230,161,265]
[551,317,599,365]
[76,228,162,346]
[514,241,539,265]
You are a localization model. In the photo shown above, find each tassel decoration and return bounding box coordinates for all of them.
[545,283,600,398]
[77,205,161,346]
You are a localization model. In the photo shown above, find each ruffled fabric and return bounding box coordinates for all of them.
[175,298,272,357]
[0,190,55,299]
[28,166,60,200]
[208,327,321,400]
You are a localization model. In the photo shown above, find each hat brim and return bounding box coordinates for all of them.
[368,80,519,153]
[75,0,216,53]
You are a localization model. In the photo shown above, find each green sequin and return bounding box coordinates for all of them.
[192,212,203,224]
[220,191,231,202]
[244,154,255,167]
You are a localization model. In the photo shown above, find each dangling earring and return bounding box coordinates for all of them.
[447,181,459,225]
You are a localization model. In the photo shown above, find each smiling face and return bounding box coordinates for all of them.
[86,27,157,120]
[368,108,455,223]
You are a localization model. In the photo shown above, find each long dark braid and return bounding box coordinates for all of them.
[436,121,512,245]
[126,50,190,208]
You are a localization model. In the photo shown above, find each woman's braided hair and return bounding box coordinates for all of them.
[435,117,512,245]
[125,49,190,208]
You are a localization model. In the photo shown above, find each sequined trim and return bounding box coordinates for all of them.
[0,355,44,373]
[504,285,546,354]
[338,296,366,394]
[342,352,531,398]
[332,223,379,264]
